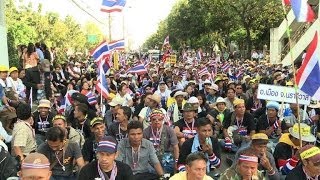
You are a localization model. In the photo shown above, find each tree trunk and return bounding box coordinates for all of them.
[245,26,252,59]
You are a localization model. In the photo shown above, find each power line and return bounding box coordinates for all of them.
[68,0,106,25]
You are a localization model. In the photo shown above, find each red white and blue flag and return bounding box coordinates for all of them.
[221,62,230,72]
[108,39,125,50]
[86,91,98,105]
[296,32,320,100]
[96,59,110,99]
[58,90,77,114]
[101,0,126,13]
[91,41,111,63]
[199,67,209,77]
[282,0,291,6]
[163,35,169,46]
[290,0,315,22]
[126,63,147,75]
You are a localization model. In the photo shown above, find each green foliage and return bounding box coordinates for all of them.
[5,0,104,66]
[143,0,284,57]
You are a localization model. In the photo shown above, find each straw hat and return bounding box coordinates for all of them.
[289,123,316,142]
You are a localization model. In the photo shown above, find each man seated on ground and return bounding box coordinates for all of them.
[82,117,107,164]
[143,109,179,175]
[170,152,213,180]
[273,123,316,175]
[78,136,133,180]
[37,127,84,180]
[286,145,320,180]
[233,133,279,180]
[221,99,256,153]
[220,149,266,180]
[177,117,221,176]
[117,121,165,180]
[174,103,198,146]
[108,106,131,142]
[52,115,85,148]
[19,153,52,180]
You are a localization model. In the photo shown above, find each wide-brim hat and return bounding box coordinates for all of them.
[308,100,320,109]
[108,97,123,107]
[174,90,188,98]
[150,94,161,104]
[216,97,226,104]
[38,99,51,108]
[289,123,316,143]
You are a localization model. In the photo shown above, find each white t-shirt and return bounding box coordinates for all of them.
[115,93,132,107]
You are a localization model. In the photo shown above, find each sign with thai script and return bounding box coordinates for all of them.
[257,84,311,105]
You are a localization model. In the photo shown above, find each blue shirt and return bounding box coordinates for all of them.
[36,48,44,61]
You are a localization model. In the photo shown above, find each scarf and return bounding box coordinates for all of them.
[191,134,212,172]
[98,161,117,180]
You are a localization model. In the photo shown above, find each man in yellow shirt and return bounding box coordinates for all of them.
[170,152,213,180]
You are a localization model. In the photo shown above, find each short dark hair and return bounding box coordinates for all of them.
[186,152,208,166]
[75,103,88,115]
[16,103,31,120]
[127,121,143,133]
[120,106,132,120]
[196,117,212,128]
[46,127,65,142]
[227,88,235,93]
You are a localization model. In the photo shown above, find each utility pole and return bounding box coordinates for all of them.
[0,0,9,67]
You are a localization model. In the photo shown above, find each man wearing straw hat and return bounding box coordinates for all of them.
[273,123,316,175]
[286,145,320,180]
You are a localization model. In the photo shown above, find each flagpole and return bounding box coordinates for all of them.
[100,67,103,117]
[281,3,302,147]
[108,13,112,41]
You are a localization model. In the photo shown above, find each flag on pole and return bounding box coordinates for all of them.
[101,0,126,13]
[196,50,202,61]
[221,62,230,72]
[108,39,125,50]
[58,90,77,114]
[163,35,169,46]
[126,64,148,74]
[96,59,110,99]
[199,67,209,77]
[290,0,315,22]
[296,32,320,100]
[91,41,111,63]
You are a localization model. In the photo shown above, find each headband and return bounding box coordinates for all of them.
[239,155,258,163]
[21,163,50,169]
[300,147,320,160]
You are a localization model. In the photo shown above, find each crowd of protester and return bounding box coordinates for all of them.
[0,44,320,180]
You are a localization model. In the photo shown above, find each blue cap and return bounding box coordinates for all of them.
[266,101,280,111]
[96,136,118,153]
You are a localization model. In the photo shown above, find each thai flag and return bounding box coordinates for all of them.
[96,60,110,99]
[91,41,111,63]
[221,62,230,72]
[58,90,77,114]
[236,70,243,79]
[101,0,126,13]
[199,67,209,77]
[291,0,315,22]
[86,91,98,105]
[296,32,320,100]
[126,63,147,75]
[108,39,125,50]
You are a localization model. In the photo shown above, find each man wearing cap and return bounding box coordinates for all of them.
[233,133,280,180]
[208,97,230,137]
[206,84,219,105]
[37,127,84,179]
[117,121,165,179]
[177,117,221,175]
[12,103,37,161]
[167,90,188,124]
[108,106,132,142]
[138,93,166,129]
[6,66,26,101]
[33,99,55,144]
[199,80,212,97]
[79,136,133,180]
[257,101,282,143]
[52,115,85,148]
[143,109,179,174]
[174,103,198,146]
[222,99,255,152]
[286,145,320,180]
[82,117,107,164]
[19,153,52,180]
[105,97,124,128]
[23,59,52,102]
[274,123,316,175]
[221,150,265,180]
